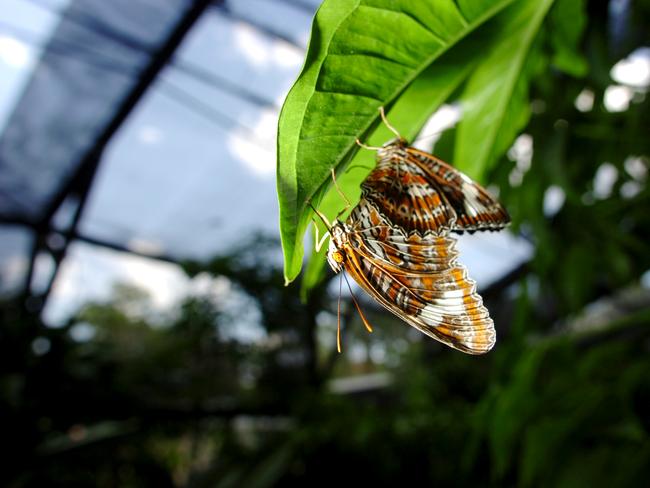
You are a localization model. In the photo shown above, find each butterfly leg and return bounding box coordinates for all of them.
[330,168,353,220]
[355,138,383,151]
[355,107,405,151]
[312,220,330,252]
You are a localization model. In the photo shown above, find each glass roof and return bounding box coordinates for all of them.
[79,5,309,260]
[0,0,531,325]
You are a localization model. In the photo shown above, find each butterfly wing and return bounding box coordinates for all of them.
[360,153,458,235]
[360,142,510,235]
[404,146,511,233]
[342,202,496,354]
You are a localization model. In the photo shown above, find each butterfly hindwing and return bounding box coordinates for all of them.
[341,201,496,354]
[360,141,510,236]
[360,155,457,235]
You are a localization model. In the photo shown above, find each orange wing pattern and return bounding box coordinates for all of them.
[361,139,510,236]
[327,200,496,355]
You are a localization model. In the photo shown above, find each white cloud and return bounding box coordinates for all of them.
[138,125,163,145]
[127,237,164,256]
[234,22,270,67]
[272,40,303,68]
[43,244,190,325]
[0,35,31,68]
[227,109,276,178]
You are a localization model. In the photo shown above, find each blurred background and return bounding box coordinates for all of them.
[0,0,649,486]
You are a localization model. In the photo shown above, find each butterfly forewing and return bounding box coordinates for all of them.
[405,146,511,232]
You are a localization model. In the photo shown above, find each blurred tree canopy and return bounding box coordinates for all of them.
[2,0,650,486]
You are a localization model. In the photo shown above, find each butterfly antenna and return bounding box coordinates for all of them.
[330,168,353,219]
[355,138,382,151]
[330,168,351,207]
[343,273,373,333]
[379,106,402,139]
[337,273,343,353]
[306,200,332,230]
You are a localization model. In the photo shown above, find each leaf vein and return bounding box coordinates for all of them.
[326,52,414,71]
[358,4,446,45]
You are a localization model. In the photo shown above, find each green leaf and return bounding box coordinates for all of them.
[547,0,588,77]
[300,47,476,299]
[455,0,555,180]
[278,0,517,284]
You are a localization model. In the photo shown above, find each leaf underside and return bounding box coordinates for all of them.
[277,0,552,290]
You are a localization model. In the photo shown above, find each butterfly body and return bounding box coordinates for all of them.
[326,222,350,273]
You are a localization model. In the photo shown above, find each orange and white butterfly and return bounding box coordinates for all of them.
[311,109,509,354]
[359,131,509,235]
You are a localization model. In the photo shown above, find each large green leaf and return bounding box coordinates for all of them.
[277,0,517,284]
[455,0,555,179]
[300,47,477,298]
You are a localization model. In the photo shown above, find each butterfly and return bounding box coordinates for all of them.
[359,140,510,236]
[310,108,509,354]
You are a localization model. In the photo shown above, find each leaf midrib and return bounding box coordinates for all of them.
[288,0,362,214]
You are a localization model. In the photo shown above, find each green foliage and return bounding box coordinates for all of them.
[454,0,555,178]
[278,0,517,283]
[300,50,475,296]
[475,325,650,487]
[277,0,595,285]
[3,1,650,486]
